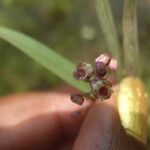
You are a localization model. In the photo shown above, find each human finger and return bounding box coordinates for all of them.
[0,91,92,150]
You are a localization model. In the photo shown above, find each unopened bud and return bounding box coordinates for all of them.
[73,69,86,80]
[73,62,94,81]
[96,62,106,77]
[108,58,118,70]
[70,94,84,105]
[95,53,111,65]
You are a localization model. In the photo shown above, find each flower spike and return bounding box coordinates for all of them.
[71,53,117,105]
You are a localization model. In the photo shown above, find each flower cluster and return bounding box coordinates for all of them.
[70,53,117,105]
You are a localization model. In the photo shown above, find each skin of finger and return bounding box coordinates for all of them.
[0,92,91,150]
[73,90,146,150]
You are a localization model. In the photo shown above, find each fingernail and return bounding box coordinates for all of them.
[117,76,148,144]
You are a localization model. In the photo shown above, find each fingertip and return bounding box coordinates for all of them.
[73,101,121,150]
[73,99,146,150]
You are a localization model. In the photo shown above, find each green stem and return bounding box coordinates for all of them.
[96,0,122,77]
[123,0,139,76]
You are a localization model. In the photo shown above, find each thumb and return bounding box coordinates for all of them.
[73,77,147,150]
[73,102,145,150]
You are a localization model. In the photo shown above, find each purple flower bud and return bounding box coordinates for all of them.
[73,62,94,81]
[70,93,84,105]
[73,69,86,80]
[108,58,118,70]
[95,53,111,65]
[96,62,106,77]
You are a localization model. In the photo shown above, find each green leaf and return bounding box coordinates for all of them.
[96,0,122,71]
[123,0,139,75]
[0,26,89,92]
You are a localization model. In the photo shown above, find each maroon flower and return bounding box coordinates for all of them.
[73,62,94,81]
[98,86,112,99]
[90,77,113,100]
[70,93,84,105]
[70,53,116,105]
[73,69,86,80]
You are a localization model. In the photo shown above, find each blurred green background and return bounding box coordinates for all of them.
[0,0,149,146]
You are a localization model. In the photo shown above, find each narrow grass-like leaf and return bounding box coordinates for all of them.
[123,0,139,75]
[0,26,89,92]
[96,0,122,71]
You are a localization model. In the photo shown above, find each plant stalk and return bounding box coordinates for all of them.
[96,0,122,79]
[123,0,139,76]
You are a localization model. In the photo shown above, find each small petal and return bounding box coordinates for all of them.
[102,78,112,87]
[70,94,84,105]
[90,77,104,98]
[95,53,111,65]
[90,77,103,91]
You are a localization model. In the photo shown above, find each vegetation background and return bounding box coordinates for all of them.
[0,0,149,147]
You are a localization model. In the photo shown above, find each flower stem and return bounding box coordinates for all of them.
[123,0,139,76]
[96,0,122,79]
